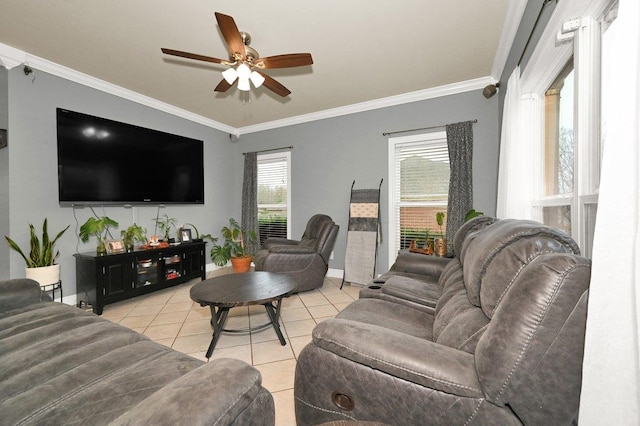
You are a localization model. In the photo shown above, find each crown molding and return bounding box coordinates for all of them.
[238,76,493,135]
[1,43,237,134]
[3,43,492,136]
[0,43,27,69]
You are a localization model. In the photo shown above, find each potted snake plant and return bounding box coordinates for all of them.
[5,218,70,286]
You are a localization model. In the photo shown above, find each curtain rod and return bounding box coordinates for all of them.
[382,119,478,137]
[518,0,555,66]
[243,145,293,155]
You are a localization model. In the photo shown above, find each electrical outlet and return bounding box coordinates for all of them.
[561,18,581,33]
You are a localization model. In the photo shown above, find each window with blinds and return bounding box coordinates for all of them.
[257,152,290,247]
[388,132,449,260]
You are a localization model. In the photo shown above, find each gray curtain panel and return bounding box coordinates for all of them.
[445,121,474,254]
[242,152,260,255]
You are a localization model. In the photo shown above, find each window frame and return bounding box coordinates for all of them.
[521,0,616,257]
[387,131,448,265]
[257,151,291,241]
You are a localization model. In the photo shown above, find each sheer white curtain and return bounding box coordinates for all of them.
[496,66,536,219]
[579,0,640,423]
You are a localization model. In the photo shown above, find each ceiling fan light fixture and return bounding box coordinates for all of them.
[250,71,265,88]
[237,77,251,91]
[237,63,251,80]
[222,67,238,85]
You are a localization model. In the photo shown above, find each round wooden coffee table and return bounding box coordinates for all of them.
[190,271,297,359]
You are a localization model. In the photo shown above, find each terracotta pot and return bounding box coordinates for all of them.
[25,264,60,286]
[230,256,252,273]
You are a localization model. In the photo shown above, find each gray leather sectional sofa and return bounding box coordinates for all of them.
[295,218,591,425]
[0,279,274,425]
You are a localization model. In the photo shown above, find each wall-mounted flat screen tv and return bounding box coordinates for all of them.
[57,108,204,205]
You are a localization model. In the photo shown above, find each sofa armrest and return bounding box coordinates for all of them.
[264,238,299,249]
[312,318,482,398]
[390,251,452,278]
[112,358,274,426]
[0,279,52,313]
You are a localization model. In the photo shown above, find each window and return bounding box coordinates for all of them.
[525,0,618,258]
[540,62,575,236]
[257,152,291,246]
[388,132,448,263]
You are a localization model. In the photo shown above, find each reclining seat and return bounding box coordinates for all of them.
[254,214,339,292]
[294,219,591,425]
[359,216,498,313]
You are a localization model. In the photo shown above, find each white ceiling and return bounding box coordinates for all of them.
[0,1,515,132]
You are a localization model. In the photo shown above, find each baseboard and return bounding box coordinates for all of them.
[327,268,344,279]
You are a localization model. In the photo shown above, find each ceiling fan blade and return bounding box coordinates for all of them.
[161,48,225,64]
[215,12,245,61]
[254,53,313,69]
[214,79,233,92]
[258,72,291,97]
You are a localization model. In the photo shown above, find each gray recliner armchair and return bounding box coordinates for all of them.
[254,214,339,292]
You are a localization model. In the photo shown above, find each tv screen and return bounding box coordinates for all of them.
[57,108,204,205]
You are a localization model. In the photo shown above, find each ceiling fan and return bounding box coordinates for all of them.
[161,12,313,97]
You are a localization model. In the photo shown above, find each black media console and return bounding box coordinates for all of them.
[75,241,206,315]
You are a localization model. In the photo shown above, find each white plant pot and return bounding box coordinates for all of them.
[25,264,61,287]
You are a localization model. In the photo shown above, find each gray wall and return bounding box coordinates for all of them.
[4,64,499,295]
[5,66,243,297]
[0,67,8,279]
[238,90,500,272]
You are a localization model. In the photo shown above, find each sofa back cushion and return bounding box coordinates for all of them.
[433,260,489,353]
[460,219,580,312]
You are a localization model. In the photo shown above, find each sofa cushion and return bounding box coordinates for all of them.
[336,299,434,341]
[380,274,442,308]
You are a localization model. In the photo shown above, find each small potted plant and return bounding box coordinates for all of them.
[120,224,147,252]
[465,208,484,221]
[209,218,257,273]
[153,214,177,243]
[79,216,119,255]
[434,211,447,257]
[5,218,70,286]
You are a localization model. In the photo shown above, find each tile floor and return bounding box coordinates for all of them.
[100,269,361,426]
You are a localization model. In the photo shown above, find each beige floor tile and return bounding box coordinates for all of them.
[136,292,173,306]
[118,314,156,329]
[185,351,209,363]
[127,303,164,317]
[100,306,135,321]
[168,291,193,303]
[281,296,304,309]
[225,314,251,329]
[280,307,312,322]
[144,323,183,340]
[186,308,212,322]
[216,332,252,349]
[341,284,363,299]
[129,326,147,334]
[255,359,297,392]
[150,310,188,326]
[251,326,287,344]
[333,302,352,312]
[207,344,253,365]
[289,335,313,359]
[307,304,339,319]
[298,292,329,307]
[160,301,193,313]
[323,291,355,304]
[272,389,296,426]
[172,333,213,354]
[179,319,214,337]
[282,319,316,338]
[252,340,295,365]
[154,337,175,348]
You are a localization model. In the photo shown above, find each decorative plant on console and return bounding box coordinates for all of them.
[209,218,258,273]
[434,211,447,257]
[5,218,70,286]
[120,224,147,252]
[79,216,119,256]
[154,214,178,242]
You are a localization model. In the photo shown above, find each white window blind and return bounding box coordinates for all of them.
[257,152,290,246]
[388,132,449,262]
